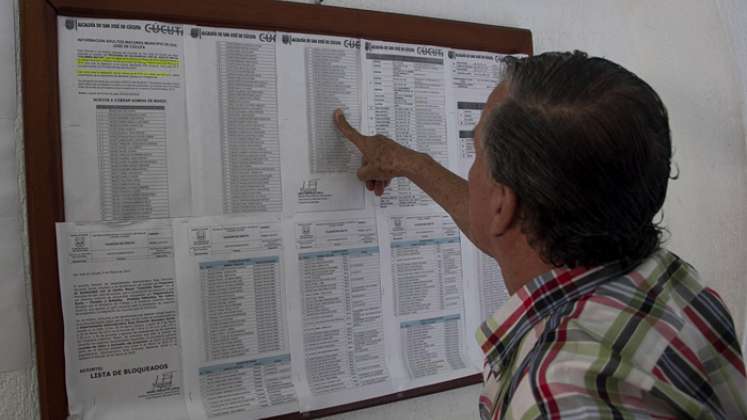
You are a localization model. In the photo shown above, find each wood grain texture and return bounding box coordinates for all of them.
[21,1,531,418]
[20,0,67,419]
[50,0,532,54]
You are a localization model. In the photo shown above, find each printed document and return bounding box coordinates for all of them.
[285,212,394,410]
[53,18,521,416]
[173,215,298,419]
[461,238,510,370]
[185,27,283,216]
[56,220,188,419]
[363,40,449,210]
[381,214,473,390]
[277,33,365,214]
[446,49,505,177]
[58,17,190,221]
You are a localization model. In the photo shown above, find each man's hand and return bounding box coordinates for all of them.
[333,109,472,241]
[334,109,421,196]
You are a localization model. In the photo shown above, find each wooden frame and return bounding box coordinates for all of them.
[20,1,532,418]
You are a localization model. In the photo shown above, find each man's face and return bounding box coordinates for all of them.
[468,82,509,252]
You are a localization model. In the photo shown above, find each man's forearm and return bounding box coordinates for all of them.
[404,153,472,241]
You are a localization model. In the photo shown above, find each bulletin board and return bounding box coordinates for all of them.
[19,0,532,418]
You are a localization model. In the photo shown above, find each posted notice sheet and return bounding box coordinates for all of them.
[185,27,283,216]
[285,213,393,410]
[58,18,190,222]
[173,215,298,420]
[54,17,523,419]
[56,221,188,419]
[277,33,365,214]
[363,40,449,210]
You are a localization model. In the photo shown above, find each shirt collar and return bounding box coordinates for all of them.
[476,260,632,376]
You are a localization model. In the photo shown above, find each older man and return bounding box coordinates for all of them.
[334,51,746,419]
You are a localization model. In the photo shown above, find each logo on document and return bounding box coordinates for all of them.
[144,23,183,36]
[65,19,77,31]
[365,41,371,51]
[196,229,207,243]
[73,235,87,249]
[448,50,456,59]
[190,27,201,39]
[259,32,276,43]
[300,179,319,194]
[417,47,444,57]
[282,34,292,45]
[302,224,311,236]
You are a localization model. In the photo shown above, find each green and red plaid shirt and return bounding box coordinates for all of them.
[476,249,747,419]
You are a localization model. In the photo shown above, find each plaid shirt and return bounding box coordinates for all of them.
[476,249,747,419]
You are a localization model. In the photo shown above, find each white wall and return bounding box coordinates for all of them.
[0,0,40,417]
[716,0,747,150]
[717,0,747,350]
[2,1,746,419]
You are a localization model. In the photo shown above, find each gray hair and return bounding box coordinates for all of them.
[480,51,672,267]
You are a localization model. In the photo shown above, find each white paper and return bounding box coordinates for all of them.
[52,18,512,414]
[185,27,283,216]
[362,40,449,210]
[173,215,298,420]
[285,212,394,410]
[445,49,506,178]
[460,238,510,370]
[58,17,191,222]
[379,213,474,390]
[277,33,365,214]
[56,220,189,420]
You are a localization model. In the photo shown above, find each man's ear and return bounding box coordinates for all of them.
[489,183,517,237]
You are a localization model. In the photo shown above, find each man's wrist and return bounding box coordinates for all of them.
[401,150,432,181]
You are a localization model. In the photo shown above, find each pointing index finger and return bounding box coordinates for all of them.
[334,108,367,152]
